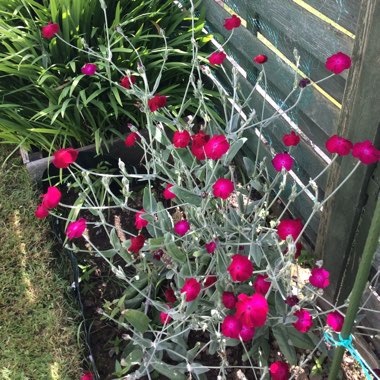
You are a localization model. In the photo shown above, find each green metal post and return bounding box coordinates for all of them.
[328,195,380,379]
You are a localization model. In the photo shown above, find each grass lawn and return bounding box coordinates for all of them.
[0,146,82,380]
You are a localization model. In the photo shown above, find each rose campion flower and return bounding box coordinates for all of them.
[285,295,299,307]
[180,278,201,302]
[352,140,380,165]
[209,51,227,65]
[165,288,176,304]
[205,241,217,254]
[227,254,254,282]
[222,291,237,309]
[325,135,353,156]
[240,325,255,342]
[120,75,136,89]
[148,94,167,112]
[235,293,269,328]
[325,52,351,74]
[159,306,172,325]
[81,63,97,76]
[163,183,176,200]
[66,218,86,240]
[224,14,241,30]
[52,148,78,168]
[204,134,230,160]
[203,275,217,288]
[327,311,345,332]
[293,309,313,333]
[174,220,190,236]
[221,315,242,339]
[41,186,61,209]
[277,219,303,241]
[191,131,210,160]
[282,131,300,147]
[253,54,268,64]
[272,152,294,172]
[125,132,140,147]
[80,372,94,380]
[309,267,330,289]
[299,78,311,88]
[253,274,271,295]
[135,209,148,230]
[212,178,234,200]
[35,205,49,219]
[128,234,145,254]
[173,130,191,148]
[41,22,59,39]
[269,361,290,380]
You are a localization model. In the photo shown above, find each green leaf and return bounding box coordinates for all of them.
[143,186,157,213]
[124,310,150,333]
[170,185,201,207]
[151,362,186,380]
[164,233,186,263]
[272,326,298,365]
[224,138,247,165]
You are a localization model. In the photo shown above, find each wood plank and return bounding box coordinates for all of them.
[314,0,380,304]
[204,0,340,140]
[303,0,361,33]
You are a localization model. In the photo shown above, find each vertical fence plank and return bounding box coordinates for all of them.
[314,0,380,303]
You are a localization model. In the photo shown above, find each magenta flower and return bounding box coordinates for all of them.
[221,315,242,339]
[325,52,351,74]
[120,75,136,89]
[135,209,148,230]
[269,361,290,380]
[35,205,49,219]
[253,274,271,295]
[352,140,380,165]
[81,63,97,76]
[209,51,227,65]
[227,254,254,282]
[52,148,78,169]
[191,131,210,160]
[165,288,176,304]
[222,291,237,309]
[173,130,191,148]
[125,132,140,147]
[285,295,299,307]
[253,54,268,64]
[239,325,255,342]
[80,372,94,380]
[66,218,86,240]
[272,152,294,172]
[204,135,230,160]
[212,178,234,200]
[128,234,145,254]
[174,220,190,236]
[41,22,59,39]
[205,241,217,254]
[235,293,269,328]
[293,309,313,333]
[325,135,353,156]
[277,219,303,241]
[282,131,300,147]
[224,15,241,30]
[159,306,172,325]
[327,311,344,332]
[181,278,201,302]
[148,94,167,112]
[41,186,61,209]
[309,267,330,289]
[203,275,217,288]
[163,183,176,200]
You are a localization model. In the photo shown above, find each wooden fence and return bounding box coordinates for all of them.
[203,0,380,318]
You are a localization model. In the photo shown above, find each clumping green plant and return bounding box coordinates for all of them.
[33,1,380,379]
[0,0,214,152]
